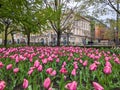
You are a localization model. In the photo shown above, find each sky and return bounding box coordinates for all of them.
[68,1,117,21]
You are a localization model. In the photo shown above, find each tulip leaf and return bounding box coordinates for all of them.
[28,85,32,90]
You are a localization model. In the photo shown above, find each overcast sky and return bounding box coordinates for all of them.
[68,1,117,22]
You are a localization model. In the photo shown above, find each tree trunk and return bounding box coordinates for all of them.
[4,24,9,47]
[11,33,15,45]
[27,32,30,46]
[67,33,69,46]
[57,31,61,46]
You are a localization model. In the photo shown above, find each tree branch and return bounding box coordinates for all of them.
[49,20,57,32]
[107,0,120,14]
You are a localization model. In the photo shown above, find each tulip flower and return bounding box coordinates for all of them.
[0,62,4,68]
[39,54,45,59]
[114,57,120,64]
[105,57,110,61]
[19,55,26,61]
[46,68,53,74]
[89,63,97,71]
[37,65,43,72]
[105,61,112,68]
[50,70,56,76]
[6,64,12,70]
[34,60,40,68]
[23,79,28,89]
[48,87,52,90]
[103,66,112,75]
[15,55,19,63]
[48,56,53,62]
[65,81,77,90]
[71,69,76,76]
[94,61,100,65]
[43,77,51,89]
[28,69,34,75]
[0,80,6,90]
[56,58,60,63]
[83,60,88,67]
[68,57,71,61]
[79,59,83,64]
[29,56,33,62]
[13,68,19,74]
[74,64,78,69]
[30,67,35,70]
[42,58,48,64]
[93,82,104,90]
[60,67,68,74]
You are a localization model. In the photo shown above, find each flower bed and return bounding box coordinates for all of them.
[0,46,120,90]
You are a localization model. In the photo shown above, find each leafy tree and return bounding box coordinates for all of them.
[17,0,48,46]
[0,0,27,46]
[0,0,47,46]
[43,0,78,46]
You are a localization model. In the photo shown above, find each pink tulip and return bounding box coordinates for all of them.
[0,62,4,68]
[24,53,28,57]
[0,80,6,90]
[13,68,19,74]
[65,83,71,90]
[39,54,45,59]
[48,87,52,90]
[114,57,120,64]
[30,67,35,70]
[105,61,112,68]
[43,77,51,89]
[6,64,12,70]
[83,60,88,67]
[94,61,100,65]
[68,57,71,61]
[42,58,48,64]
[10,54,17,59]
[48,56,53,62]
[46,68,53,74]
[69,53,73,57]
[29,57,33,62]
[105,57,110,61]
[103,66,112,75]
[37,65,43,72]
[74,64,78,69]
[19,55,26,61]
[34,60,40,68]
[90,54,95,59]
[71,69,76,76]
[50,70,56,76]
[15,55,19,63]
[23,79,28,89]
[27,53,30,58]
[28,69,34,75]
[93,82,104,90]
[56,58,60,63]
[60,67,68,74]
[79,59,83,64]
[89,63,97,71]
[65,81,77,90]
[63,61,66,66]
[94,56,100,60]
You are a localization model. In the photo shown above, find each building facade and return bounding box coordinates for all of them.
[30,16,91,46]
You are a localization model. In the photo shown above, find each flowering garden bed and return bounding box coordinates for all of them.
[0,46,120,90]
